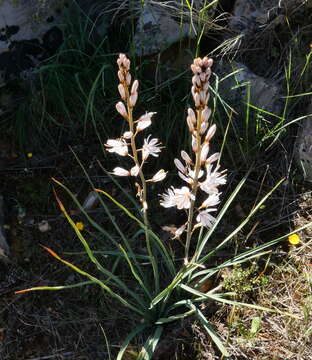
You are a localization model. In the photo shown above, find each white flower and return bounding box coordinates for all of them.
[200,193,220,209]
[105,139,128,156]
[160,187,176,208]
[148,169,167,182]
[174,159,187,173]
[200,164,226,194]
[142,135,162,160]
[178,168,204,184]
[112,167,129,176]
[200,143,209,163]
[174,187,195,210]
[196,209,217,228]
[160,186,194,210]
[136,112,156,131]
[130,165,140,176]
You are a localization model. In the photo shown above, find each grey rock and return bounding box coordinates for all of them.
[216,60,283,118]
[133,0,215,56]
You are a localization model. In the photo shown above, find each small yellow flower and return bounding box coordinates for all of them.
[76,222,84,231]
[288,234,300,245]
[27,152,33,158]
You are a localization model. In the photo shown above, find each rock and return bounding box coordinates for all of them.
[216,60,283,118]
[133,0,217,56]
[295,102,312,182]
[0,0,67,85]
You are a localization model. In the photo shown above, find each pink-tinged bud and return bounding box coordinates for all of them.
[149,169,167,182]
[194,58,203,67]
[200,143,209,163]
[202,107,211,123]
[199,72,206,82]
[200,90,208,105]
[118,84,126,100]
[192,75,201,87]
[116,101,128,118]
[203,57,213,68]
[187,108,196,124]
[131,80,139,94]
[130,165,140,176]
[123,131,133,139]
[205,124,217,142]
[186,116,195,133]
[129,93,138,107]
[181,151,192,165]
[194,93,200,108]
[126,73,131,86]
[200,121,209,135]
[174,158,187,173]
[192,135,198,152]
[118,70,125,83]
[117,53,125,67]
[124,58,130,71]
[112,167,130,176]
[206,152,219,164]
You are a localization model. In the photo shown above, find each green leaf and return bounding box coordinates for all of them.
[137,326,163,360]
[187,301,229,357]
[117,324,148,360]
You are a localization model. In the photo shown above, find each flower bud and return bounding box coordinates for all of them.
[112,167,129,176]
[118,70,125,83]
[118,84,126,100]
[181,151,192,165]
[131,80,139,94]
[126,73,131,86]
[205,124,217,142]
[130,165,140,176]
[200,143,209,163]
[187,108,196,124]
[116,101,128,118]
[130,93,138,107]
[202,107,211,123]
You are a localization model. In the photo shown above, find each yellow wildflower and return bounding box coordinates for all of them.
[76,222,84,231]
[27,152,33,158]
[288,234,300,245]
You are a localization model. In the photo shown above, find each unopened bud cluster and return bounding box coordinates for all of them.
[160,57,226,238]
[105,54,166,209]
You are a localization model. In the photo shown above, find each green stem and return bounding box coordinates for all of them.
[126,87,159,294]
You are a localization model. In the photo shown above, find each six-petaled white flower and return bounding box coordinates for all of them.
[142,135,162,160]
[200,164,226,195]
[105,139,128,156]
[196,209,217,228]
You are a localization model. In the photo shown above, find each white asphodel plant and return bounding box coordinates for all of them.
[159,56,226,261]
[17,54,300,360]
[106,54,226,264]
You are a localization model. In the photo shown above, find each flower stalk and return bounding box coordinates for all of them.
[160,57,226,262]
[105,54,167,293]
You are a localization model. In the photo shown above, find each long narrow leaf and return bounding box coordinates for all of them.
[137,326,163,360]
[116,324,148,360]
[187,301,229,357]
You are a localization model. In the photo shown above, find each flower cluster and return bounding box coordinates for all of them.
[105,54,166,209]
[160,57,226,238]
